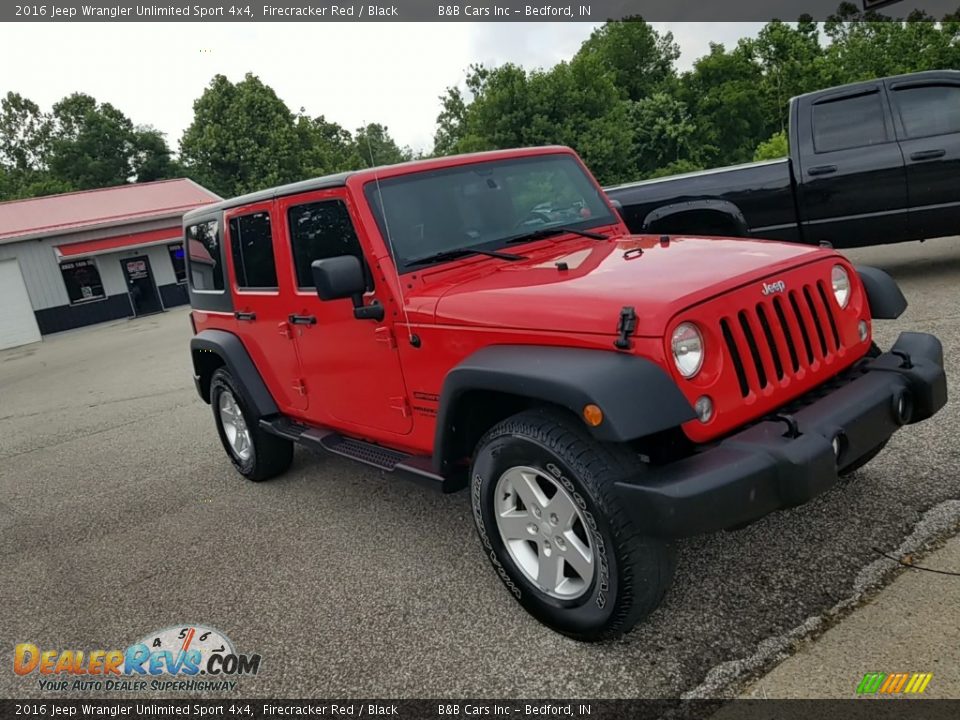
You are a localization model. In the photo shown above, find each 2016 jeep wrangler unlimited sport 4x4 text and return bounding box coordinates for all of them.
[185,146,946,641]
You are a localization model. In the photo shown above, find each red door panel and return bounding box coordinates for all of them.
[277,189,412,436]
[223,201,308,413]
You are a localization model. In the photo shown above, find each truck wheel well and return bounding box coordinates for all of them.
[193,348,226,403]
[647,210,745,238]
[446,391,545,466]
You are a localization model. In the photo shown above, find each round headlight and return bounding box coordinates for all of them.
[671,322,704,378]
[831,265,850,308]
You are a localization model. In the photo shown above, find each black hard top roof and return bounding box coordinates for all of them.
[182,171,354,222]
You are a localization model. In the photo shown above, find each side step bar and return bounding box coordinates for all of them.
[259,416,465,493]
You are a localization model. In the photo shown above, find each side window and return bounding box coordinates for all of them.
[893,85,960,139]
[229,211,278,290]
[812,92,888,153]
[287,200,370,289]
[186,220,223,291]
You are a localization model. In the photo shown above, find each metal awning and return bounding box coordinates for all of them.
[55,226,182,260]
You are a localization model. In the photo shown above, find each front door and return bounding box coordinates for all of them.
[278,190,412,435]
[887,76,960,240]
[122,255,163,316]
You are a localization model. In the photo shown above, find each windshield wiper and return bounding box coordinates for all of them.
[506,225,609,244]
[404,247,526,268]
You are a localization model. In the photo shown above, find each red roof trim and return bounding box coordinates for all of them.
[56,226,182,258]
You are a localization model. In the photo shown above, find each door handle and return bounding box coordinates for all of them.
[234,311,256,321]
[288,314,317,325]
[910,149,945,161]
[807,164,837,176]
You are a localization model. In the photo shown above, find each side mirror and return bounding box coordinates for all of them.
[608,197,625,221]
[310,256,384,322]
[312,255,365,301]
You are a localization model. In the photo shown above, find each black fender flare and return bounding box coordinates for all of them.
[434,345,696,473]
[642,199,749,236]
[856,265,907,319]
[190,330,279,418]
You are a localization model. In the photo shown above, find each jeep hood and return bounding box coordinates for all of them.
[429,235,828,337]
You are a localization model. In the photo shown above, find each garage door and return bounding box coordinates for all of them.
[0,258,42,350]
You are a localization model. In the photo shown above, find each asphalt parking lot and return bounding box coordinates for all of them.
[1,237,959,700]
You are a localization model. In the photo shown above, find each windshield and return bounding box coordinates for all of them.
[364,154,616,271]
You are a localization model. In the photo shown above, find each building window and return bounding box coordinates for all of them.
[186,220,223,291]
[60,258,105,304]
[168,243,187,284]
[287,200,370,290]
[229,211,278,289]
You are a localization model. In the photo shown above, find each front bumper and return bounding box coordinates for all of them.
[616,332,947,538]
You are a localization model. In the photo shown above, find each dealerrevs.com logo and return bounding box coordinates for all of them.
[14,625,261,692]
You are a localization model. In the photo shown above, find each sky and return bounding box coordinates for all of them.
[0,22,764,154]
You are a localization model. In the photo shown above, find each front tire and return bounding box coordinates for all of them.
[210,368,293,482]
[470,408,675,641]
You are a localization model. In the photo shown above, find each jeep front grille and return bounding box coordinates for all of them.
[720,281,843,398]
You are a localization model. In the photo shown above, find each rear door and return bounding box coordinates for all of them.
[223,201,308,412]
[886,75,960,240]
[795,83,908,246]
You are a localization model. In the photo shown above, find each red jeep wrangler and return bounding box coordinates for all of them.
[185,147,946,640]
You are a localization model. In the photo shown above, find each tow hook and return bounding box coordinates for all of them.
[891,349,913,369]
[772,413,801,438]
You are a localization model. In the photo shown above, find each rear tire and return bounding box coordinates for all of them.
[210,368,293,482]
[470,407,675,641]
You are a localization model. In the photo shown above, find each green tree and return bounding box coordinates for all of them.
[750,19,824,132]
[132,127,179,182]
[823,6,960,84]
[296,114,356,176]
[350,123,412,168]
[179,73,303,198]
[574,18,679,102]
[429,57,634,184]
[679,42,770,168]
[629,92,696,175]
[433,85,469,156]
[754,130,789,161]
[0,92,49,173]
[45,93,140,190]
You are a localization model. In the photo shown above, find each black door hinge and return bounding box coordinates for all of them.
[614,306,637,350]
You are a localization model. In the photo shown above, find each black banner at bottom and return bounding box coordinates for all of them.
[3,700,960,720]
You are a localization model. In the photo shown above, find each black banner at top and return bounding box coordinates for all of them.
[4,0,960,22]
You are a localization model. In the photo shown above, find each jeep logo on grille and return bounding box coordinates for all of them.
[762,280,786,295]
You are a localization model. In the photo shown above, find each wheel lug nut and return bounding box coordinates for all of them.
[556,537,565,549]
[532,507,541,518]
[527,523,538,535]
[549,513,559,525]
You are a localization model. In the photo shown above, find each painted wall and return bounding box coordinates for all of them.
[0,217,179,311]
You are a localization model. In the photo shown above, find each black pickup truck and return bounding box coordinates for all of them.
[606,70,960,248]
